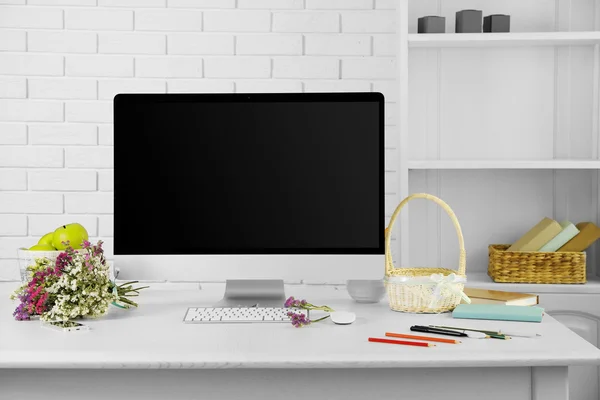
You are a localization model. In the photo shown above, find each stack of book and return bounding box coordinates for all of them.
[458,288,542,323]
[508,218,600,252]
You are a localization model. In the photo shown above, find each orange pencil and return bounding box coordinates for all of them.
[386,332,461,344]
[368,337,435,347]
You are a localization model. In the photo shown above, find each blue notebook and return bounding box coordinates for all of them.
[452,304,544,323]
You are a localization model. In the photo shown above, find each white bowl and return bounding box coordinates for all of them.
[346,279,386,303]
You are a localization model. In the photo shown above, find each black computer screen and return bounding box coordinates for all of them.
[114,93,384,255]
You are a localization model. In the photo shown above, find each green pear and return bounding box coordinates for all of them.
[38,232,55,248]
[52,223,89,250]
[29,244,56,251]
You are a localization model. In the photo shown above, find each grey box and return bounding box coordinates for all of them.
[484,14,510,32]
[455,9,482,33]
[418,16,445,34]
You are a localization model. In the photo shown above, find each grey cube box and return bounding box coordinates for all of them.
[455,9,482,33]
[483,14,510,32]
[418,16,445,33]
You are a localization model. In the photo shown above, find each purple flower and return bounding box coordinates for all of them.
[284,296,308,308]
[55,252,73,271]
[283,296,334,327]
[284,296,296,308]
[288,311,311,328]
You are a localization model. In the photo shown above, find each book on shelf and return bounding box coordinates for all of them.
[538,220,579,252]
[507,217,562,252]
[452,304,544,323]
[463,288,538,306]
[558,222,600,252]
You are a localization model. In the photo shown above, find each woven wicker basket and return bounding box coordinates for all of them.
[488,245,586,284]
[385,193,469,313]
[17,248,62,282]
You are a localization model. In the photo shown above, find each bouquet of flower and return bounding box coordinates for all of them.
[10,240,147,321]
[284,296,334,328]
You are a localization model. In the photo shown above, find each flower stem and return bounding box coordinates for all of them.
[312,315,331,323]
[308,305,335,313]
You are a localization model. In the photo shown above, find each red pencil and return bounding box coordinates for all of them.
[386,332,460,344]
[368,337,435,347]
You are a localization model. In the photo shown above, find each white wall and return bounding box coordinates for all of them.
[0,0,399,281]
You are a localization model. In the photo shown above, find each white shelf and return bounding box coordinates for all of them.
[409,31,600,48]
[407,159,600,170]
[467,272,600,294]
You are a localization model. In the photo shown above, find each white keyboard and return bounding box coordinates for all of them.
[183,307,309,323]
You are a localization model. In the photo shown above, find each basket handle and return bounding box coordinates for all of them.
[385,193,466,276]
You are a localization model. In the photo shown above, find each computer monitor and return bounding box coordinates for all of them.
[114,93,384,290]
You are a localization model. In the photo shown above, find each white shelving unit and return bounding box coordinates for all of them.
[398,1,600,278]
[399,2,600,397]
[409,31,600,48]
[467,272,600,294]
[408,159,600,170]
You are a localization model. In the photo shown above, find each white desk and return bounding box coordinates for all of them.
[1,283,599,400]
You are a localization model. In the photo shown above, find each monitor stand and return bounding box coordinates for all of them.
[214,280,286,308]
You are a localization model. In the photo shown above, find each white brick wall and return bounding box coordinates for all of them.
[99,33,166,55]
[204,11,270,32]
[204,57,270,78]
[0,77,27,99]
[0,100,63,121]
[29,170,97,191]
[0,30,26,51]
[0,77,26,98]
[0,2,397,281]
[28,31,97,53]
[0,54,63,76]
[305,34,370,56]
[273,12,338,33]
[0,170,27,191]
[136,9,202,31]
[0,7,63,29]
[168,34,233,55]
[0,123,27,144]
[99,79,166,99]
[29,124,97,145]
[65,9,134,31]
[0,215,27,236]
[236,34,302,55]
[66,55,134,77]
[65,101,113,122]
[136,56,203,78]
[29,78,97,100]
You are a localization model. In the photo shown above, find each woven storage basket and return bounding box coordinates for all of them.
[385,193,469,313]
[488,245,586,284]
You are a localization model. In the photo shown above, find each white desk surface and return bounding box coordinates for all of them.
[1,282,599,370]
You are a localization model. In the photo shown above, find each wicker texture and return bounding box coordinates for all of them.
[488,245,586,284]
[385,193,467,313]
[17,248,62,282]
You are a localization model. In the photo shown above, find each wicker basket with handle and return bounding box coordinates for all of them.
[385,193,470,313]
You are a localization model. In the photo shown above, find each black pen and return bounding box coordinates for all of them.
[410,325,468,337]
